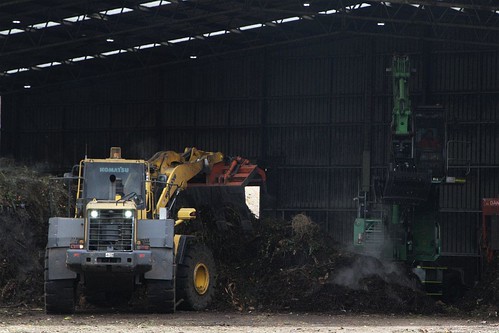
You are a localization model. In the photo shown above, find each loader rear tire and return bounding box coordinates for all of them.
[146,280,175,313]
[176,244,216,310]
[45,279,76,314]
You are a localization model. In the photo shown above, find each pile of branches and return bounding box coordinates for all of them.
[457,256,499,316]
[202,213,438,313]
[0,159,68,306]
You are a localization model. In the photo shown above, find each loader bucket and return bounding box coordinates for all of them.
[174,186,255,233]
[383,170,431,204]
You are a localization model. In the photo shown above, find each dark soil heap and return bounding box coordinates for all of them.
[200,214,437,314]
[0,159,68,306]
[458,256,499,316]
[0,161,492,315]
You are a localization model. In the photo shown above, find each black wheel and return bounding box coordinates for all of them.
[45,279,76,314]
[44,251,76,314]
[176,244,216,310]
[146,280,175,313]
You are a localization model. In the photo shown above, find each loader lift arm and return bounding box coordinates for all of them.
[391,56,412,136]
[147,147,266,310]
[148,147,265,218]
[148,148,224,217]
[384,55,431,204]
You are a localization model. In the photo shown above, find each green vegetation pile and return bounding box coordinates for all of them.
[0,159,68,307]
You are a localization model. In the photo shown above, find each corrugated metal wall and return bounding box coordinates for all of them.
[2,35,499,256]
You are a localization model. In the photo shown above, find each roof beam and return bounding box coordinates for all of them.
[0,6,242,62]
[368,0,499,11]
[0,0,32,9]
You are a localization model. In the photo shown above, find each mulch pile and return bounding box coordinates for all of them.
[0,159,68,306]
[0,160,496,316]
[201,214,437,314]
[456,256,499,316]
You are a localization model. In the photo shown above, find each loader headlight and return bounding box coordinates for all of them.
[136,239,150,250]
[70,239,85,249]
[124,210,133,218]
[90,210,99,218]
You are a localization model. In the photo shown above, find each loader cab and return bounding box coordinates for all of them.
[81,160,147,209]
[383,106,445,204]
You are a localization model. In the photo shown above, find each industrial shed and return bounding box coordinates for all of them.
[0,0,498,274]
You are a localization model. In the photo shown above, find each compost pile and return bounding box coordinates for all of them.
[0,160,460,314]
[201,213,437,314]
[0,156,437,313]
[458,256,499,316]
[0,159,68,307]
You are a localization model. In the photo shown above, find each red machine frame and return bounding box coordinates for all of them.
[482,198,499,263]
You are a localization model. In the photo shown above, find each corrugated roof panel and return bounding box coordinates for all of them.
[229,100,261,126]
[439,169,480,211]
[440,212,479,255]
[430,52,481,92]
[267,97,329,125]
[278,168,329,209]
[267,127,330,165]
[331,55,366,94]
[268,57,331,96]
[330,125,364,166]
[329,168,361,209]
[227,128,261,158]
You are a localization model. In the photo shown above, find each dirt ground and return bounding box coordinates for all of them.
[0,309,498,333]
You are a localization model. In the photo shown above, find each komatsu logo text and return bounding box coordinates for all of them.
[99,167,129,173]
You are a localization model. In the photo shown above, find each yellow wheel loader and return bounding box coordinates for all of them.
[44,147,265,314]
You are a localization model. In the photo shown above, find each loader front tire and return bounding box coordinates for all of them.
[176,244,216,310]
[146,279,175,313]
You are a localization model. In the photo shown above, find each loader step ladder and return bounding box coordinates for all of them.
[413,266,446,297]
[364,219,385,254]
[354,218,385,255]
